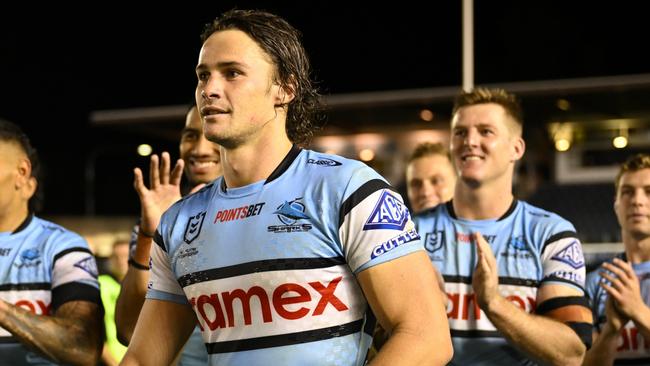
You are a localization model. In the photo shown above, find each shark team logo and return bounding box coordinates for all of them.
[14,248,42,269]
[551,240,585,269]
[184,211,206,244]
[268,198,312,233]
[363,190,409,231]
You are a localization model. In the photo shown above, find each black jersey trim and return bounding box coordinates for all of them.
[52,247,93,265]
[450,329,502,338]
[205,319,363,354]
[265,145,302,184]
[154,230,166,253]
[12,214,33,234]
[443,275,539,287]
[541,231,579,255]
[219,145,301,192]
[445,199,517,221]
[338,179,393,228]
[0,336,17,344]
[363,307,377,336]
[51,282,101,311]
[0,282,50,291]
[535,296,589,314]
[178,257,346,287]
[497,199,518,221]
[614,358,650,365]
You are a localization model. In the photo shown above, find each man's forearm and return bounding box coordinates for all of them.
[369,325,452,366]
[582,327,618,366]
[631,305,650,341]
[115,232,152,345]
[0,300,101,366]
[115,268,150,344]
[485,296,586,366]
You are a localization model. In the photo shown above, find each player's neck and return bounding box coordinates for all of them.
[624,233,650,263]
[453,180,514,220]
[221,136,293,188]
[0,204,29,233]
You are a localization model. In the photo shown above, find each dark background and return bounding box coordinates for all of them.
[1,2,648,216]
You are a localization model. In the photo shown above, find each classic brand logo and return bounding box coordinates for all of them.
[363,191,409,231]
[184,211,207,244]
[306,158,342,167]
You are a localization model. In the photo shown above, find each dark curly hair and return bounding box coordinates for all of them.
[201,9,324,146]
[0,119,43,213]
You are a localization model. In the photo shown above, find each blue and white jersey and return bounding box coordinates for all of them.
[0,215,100,365]
[128,223,208,366]
[414,200,586,365]
[147,146,422,366]
[586,254,650,365]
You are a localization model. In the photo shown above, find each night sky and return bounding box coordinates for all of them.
[1,2,648,215]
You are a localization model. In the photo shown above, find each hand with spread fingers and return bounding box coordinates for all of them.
[133,152,185,236]
[472,232,501,310]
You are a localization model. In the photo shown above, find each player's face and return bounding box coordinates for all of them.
[615,168,650,239]
[450,103,524,187]
[406,154,456,213]
[179,106,222,186]
[195,29,283,149]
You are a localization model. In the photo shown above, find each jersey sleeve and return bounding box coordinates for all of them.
[49,231,101,310]
[338,167,423,274]
[540,229,586,292]
[145,218,190,306]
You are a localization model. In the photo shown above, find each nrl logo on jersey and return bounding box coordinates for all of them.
[551,240,585,269]
[184,211,207,244]
[363,190,409,231]
[424,230,445,256]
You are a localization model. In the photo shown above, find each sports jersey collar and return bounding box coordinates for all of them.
[446,199,518,221]
[220,145,302,193]
[11,214,33,235]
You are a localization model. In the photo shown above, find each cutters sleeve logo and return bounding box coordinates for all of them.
[363,190,409,231]
[184,211,207,244]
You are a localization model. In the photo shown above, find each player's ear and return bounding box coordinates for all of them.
[274,76,296,107]
[16,158,37,200]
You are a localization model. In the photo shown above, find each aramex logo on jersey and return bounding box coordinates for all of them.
[189,276,349,331]
[363,190,409,231]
